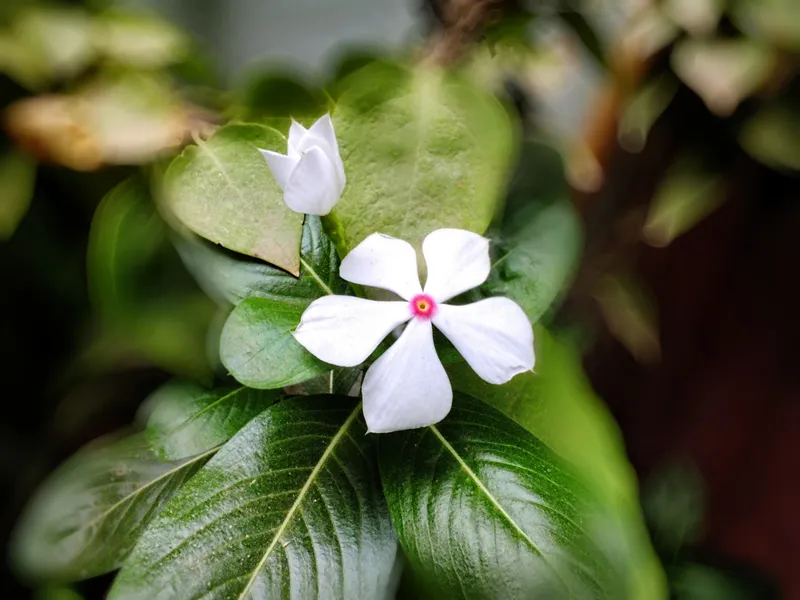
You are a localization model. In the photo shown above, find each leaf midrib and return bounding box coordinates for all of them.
[428,425,574,597]
[235,402,362,599]
[68,447,218,543]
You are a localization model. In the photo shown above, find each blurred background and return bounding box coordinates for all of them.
[0,0,798,598]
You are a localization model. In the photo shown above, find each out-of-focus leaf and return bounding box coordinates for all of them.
[447,329,667,599]
[380,394,623,599]
[240,71,330,133]
[641,461,705,558]
[12,434,213,582]
[643,157,724,247]
[594,275,661,366]
[329,61,514,255]
[144,381,280,460]
[731,0,800,51]
[5,74,191,171]
[619,6,679,60]
[558,10,606,68]
[77,73,190,166]
[14,6,93,79]
[88,177,215,380]
[109,397,398,600]
[174,216,348,308]
[671,561,779,600]
[663,0,724,37]
[619,75,679,153]
[163,123,304,274]
[220,298,328,389]
[478,141,582,324]
[35,585,84,600]
[0,149,36,240]
[94,9,189,68]
[739,104,800,173]
[671,39,775,117]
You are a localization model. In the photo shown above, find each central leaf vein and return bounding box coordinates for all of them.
[236,403,362,599]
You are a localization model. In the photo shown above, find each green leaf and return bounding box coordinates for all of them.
[94,8,189,68]
[642,156,724,247]
[174,216,348,307]
[220,298,329,389]
[731,0,800,51]
[480,141,582,324]
[12,6,94,81]
[87,177,215,380]
[738,102,800,173]
[380,394,620,599]
[329,61,514,254]
[240,71,330,133]
[144,381,280,460]
[12,434,213,582]
[447,329,667,599]
[109,397,397,600]
[163,123,304,275]
[0,149,36,240]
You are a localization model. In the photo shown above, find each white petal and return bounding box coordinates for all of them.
[362,318,452,433]
[422,229,491,302]
[287,120,308,157]
[339,233,422,300]
[283,146,343,215]
[308,114,346,187]
[259,149,297,190]
[294,296,411,367]
[433,298,534,384]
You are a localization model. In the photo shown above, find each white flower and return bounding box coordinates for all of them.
[259,114,346,216]
[294,228,535,433]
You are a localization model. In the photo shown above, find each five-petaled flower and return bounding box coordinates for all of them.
[259,114,345,216]
[294,228,535,433]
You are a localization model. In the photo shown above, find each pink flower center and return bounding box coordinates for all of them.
[410,294,437,319]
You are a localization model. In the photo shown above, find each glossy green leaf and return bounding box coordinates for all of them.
[380,394,621,599]
[448,329,667,599]
[174,216,348,307]
[0,149,36,240]
[328,61,514,254]
[110,397,397,600]
[479,141,582,324]
[221,298,328,389]
[144,381,280,460]
[87,177,215,380]
[163,123,304,275]
[12,434,213,582]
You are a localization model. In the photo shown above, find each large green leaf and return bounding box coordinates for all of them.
[12,434,213,582]
[328,61,514,254]
[380,394,620,599]
[163,123,304,274]
[144,381,280,460]
[479,141,582,324]
[109,397,397,600]
[87,176,215,380]
[174,216,348,307]
[220,298,328,389]
[448,329,667,599]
